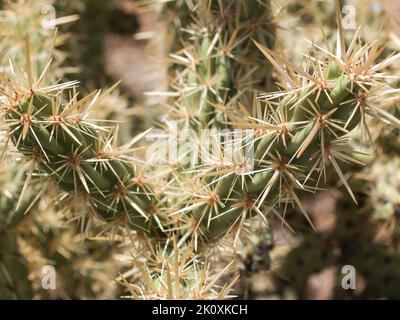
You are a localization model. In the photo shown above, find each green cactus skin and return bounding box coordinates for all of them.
[192,61,365,241]
[2,92,163,236]
[181,7,400,240]
[3,1,400,248]
[152,3,400,245]
[162,0,276,130]
[157,0,277,241]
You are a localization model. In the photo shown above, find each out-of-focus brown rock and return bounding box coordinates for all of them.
[307,266,336,300]
[303,189,341,233]
[104,33,166,95]
[103,1,166,96]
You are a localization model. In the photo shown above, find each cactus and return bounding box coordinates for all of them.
[0,1,133,299]
[0,0,78,80]
[174,33,400,243]
[0,1,279,239]
[0,63,163,234]
[358,118,400,251]
[365,157,400,221]
[55,0,139,88]
[0,165,35,299]
[1,0,400,300]
[118,239,238,300]
[1,0,400,245]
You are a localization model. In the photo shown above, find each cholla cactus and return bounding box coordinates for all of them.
[0,164,35,299]
[0,0,78,79]
[2,0,400,243]
[173,32,400,243]
[1,0,400,300]
[146,0,400,246]
[0,1,130,299]
[118,239,238,300]
[0,64,162,234]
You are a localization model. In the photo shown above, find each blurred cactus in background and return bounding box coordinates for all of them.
[1,0,400,300]
[0,166,34,299]
[55,0,139,89]
[0,0,132,299]
[0,0,79,79]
